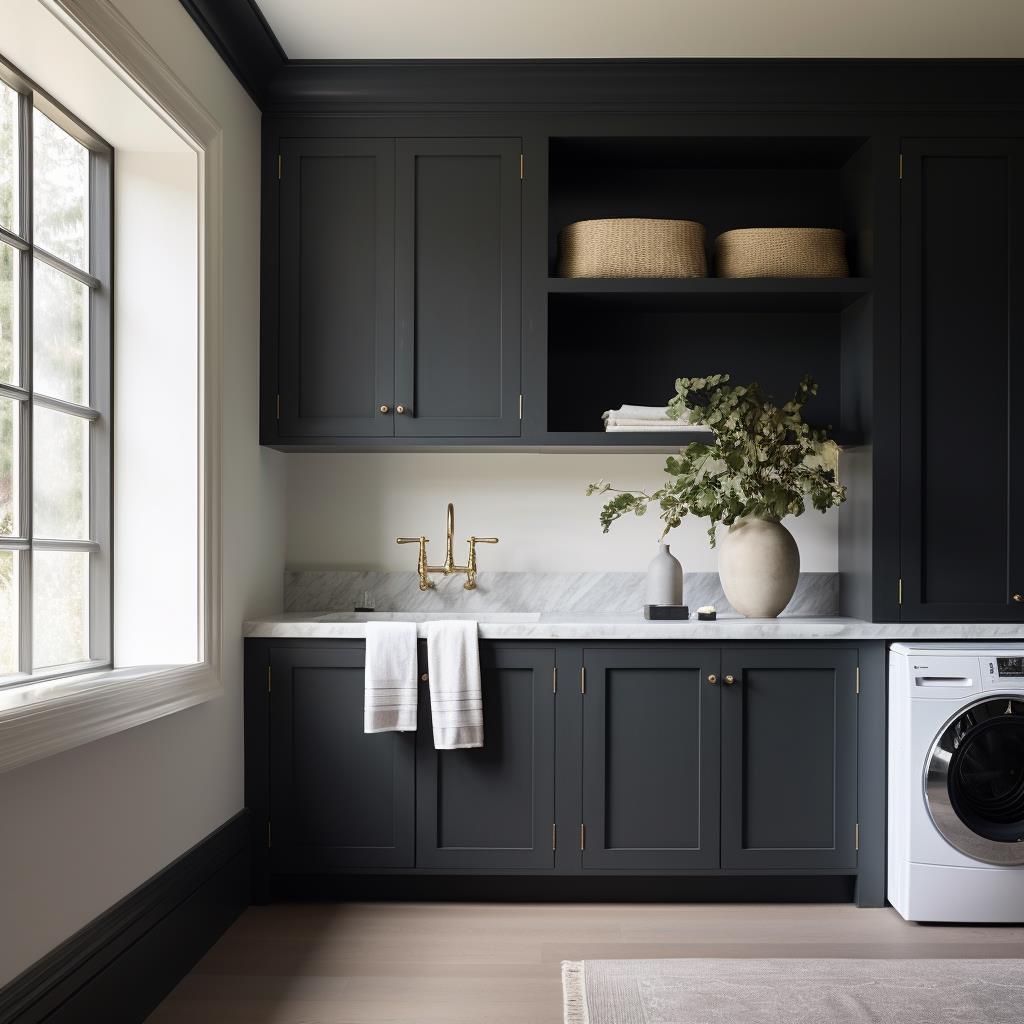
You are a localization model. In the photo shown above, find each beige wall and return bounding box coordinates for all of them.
[286,453,839,574]
[0,0,284,985]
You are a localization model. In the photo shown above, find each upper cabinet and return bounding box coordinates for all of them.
[395,140,522,438]
[276,139,395,439]
[265,134,522,445]
[899,140,1024,622]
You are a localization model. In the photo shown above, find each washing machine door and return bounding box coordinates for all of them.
[926,697,1024,865]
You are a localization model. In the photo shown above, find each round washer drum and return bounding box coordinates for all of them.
[926,696,1024,866]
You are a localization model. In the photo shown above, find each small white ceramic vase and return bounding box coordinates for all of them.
[646,543,684,606]
[717,516,799,618]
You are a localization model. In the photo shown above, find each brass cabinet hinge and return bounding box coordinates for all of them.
[552,666,557,694]
[580,666,586,694]
[579,823,586,850]
[277,154,282,179]
[276,394,281,420]
[518,393,523,420]
[898,153,903,180]
[855,666,860,696]
[519,153,524,180]
[898,577,903,605]
[267,665,272,693]
[855,822,860,851]
[552,823,557,851]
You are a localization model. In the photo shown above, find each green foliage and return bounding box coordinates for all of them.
[587,374,847,546]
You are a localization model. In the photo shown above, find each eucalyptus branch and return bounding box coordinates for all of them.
[588,374,847,546]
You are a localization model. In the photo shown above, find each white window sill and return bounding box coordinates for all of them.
[0,663,221,773]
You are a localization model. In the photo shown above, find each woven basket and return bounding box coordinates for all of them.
[714,227,848,279]
[557,218,707,278]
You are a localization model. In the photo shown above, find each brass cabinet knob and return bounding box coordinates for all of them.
[379,404,390,414]
[708,674,717,685]
[1014,594,1024,604]
[396,404,408,414]
[420,673,429,683]
[724,674,736,685]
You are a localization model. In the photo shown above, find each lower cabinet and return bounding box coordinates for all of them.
[719,648,859,870]
[268,645,415,871]
[581,648,720,870]
[416,645,556,869]
[248,639,877,897]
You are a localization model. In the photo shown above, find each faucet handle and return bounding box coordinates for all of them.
[469,536,499,544]
[397,536,428,544]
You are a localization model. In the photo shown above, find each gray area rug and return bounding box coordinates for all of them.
[562,958,1024,1023]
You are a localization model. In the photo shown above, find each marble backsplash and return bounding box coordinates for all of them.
[284,570,839,617]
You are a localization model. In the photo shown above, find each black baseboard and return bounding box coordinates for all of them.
[273,873,856,904]
[0,811,249,1024]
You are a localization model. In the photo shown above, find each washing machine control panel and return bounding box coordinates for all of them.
[994,656,1024,678]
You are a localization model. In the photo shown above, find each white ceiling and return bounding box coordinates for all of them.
[256,0,1024,60]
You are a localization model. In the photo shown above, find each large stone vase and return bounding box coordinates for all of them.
[717,516,799,618]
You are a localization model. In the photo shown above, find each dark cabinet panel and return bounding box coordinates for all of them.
[582,648,721,870]
[900,140,1024,621]
[720,648,858,870]
[417,645,555,869]
[269,646,414,870]
[277,139,395,438]
[395,140,522,437]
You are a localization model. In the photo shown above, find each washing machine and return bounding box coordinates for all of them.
[889,642,1024,922]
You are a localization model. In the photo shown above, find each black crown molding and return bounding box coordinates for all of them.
[179,1,1024,113]
[179,0,286,105]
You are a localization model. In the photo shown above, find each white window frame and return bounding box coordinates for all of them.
[0,0,224,773]
[0,56,114,687]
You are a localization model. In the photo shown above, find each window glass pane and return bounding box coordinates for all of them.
[0,82,17,234]
[0,396,18,536]
[0,550,17,674]
[33,406,87,540]
[0,240,19,386]
[33,111,88,270]
[33,259,88,404]
[33,549,88,669]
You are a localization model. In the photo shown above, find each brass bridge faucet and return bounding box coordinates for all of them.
[397,503,498,591]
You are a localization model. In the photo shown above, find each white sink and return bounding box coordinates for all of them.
[315,611,541,623]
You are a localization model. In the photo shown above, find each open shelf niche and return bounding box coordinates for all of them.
[545,136,875,445]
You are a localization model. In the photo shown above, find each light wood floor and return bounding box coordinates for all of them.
[146,901,1024,1024]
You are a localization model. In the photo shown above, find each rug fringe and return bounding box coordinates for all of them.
[561,960,588,1024]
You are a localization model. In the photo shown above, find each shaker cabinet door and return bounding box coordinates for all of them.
[899,140,1024,621]
[720,648,859,871]
[581,648,721,870]
[394,139,522,437]
[277,139,395,438]
[416,644,556,869]
[269,646,415,871]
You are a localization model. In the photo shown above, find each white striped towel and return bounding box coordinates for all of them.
[426,620,483,749]
[364,621,418,733]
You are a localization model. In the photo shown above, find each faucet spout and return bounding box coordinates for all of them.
[444,502,456,573]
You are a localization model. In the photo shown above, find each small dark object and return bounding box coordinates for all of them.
[697,607,717,621]
[644,604,689,620]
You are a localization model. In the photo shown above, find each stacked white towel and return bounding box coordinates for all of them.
[364,621,418,733]
[601,404,703,432]
[426,620,484,749]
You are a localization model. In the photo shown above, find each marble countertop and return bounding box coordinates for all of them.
[243,612,1024,641]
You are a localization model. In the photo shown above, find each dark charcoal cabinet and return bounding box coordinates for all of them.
[269,646,415,870]
[417,645,555,869]
[900,140,1024,622]
[395,139,522,437]
[720,649,859,870]
[277,139,395,438]
[581,648,721,870]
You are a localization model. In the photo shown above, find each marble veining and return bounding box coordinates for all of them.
[284,569,839,617]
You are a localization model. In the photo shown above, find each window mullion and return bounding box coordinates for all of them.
[18,90,32,676]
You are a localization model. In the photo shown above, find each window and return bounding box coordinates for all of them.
[0,59,112,683]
